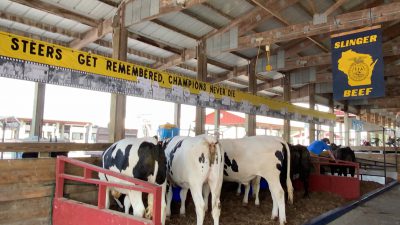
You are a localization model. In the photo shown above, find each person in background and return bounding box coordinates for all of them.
[307,138,336,161]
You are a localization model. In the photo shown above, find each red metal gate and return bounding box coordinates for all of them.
[53,156,162,225]
[310,156,360,200]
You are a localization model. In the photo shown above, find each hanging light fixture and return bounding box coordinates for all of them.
[265,44,272,72]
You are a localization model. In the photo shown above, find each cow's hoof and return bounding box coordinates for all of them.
[236,192,241,196]
[271,215,278,221]
[242,202,248,207]
[145,209,152,219]
[179,213,186,217]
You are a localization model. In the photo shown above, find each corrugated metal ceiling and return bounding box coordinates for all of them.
[184,58,228,74]
[128,21,197,49]
[208,53,248,67]
[281,4,312,24]
[157,12,214,38]
[186,4,230,28]
[168,66,197,78]
[207,0,254,18]
[220,80,246,89]
[39,0,117,20]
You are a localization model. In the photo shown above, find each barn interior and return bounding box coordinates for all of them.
[0,0,399,225]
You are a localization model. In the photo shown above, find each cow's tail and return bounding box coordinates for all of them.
[283,142,294,204]
[207,137,221,167]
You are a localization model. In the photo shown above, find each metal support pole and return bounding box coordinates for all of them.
[383,127,387,184]
[395,129,398,174]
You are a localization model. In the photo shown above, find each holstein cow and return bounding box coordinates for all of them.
[165,135,224,225]
[218,135,293,225]
[236,144,311,205]
[99,137,167,224]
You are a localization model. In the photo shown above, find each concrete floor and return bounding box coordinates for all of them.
[328,184,400,225]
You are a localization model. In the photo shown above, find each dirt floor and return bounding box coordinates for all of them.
[166,180,384,225]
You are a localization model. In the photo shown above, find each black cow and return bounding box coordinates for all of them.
[330,143,356,177]
[21,152,68,158]
[288,144,311,198]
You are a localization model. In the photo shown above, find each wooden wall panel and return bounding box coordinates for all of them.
[0,157,101,225]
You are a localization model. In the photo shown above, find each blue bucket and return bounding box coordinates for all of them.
[159,127,180,140]
[172,186,182,202]
[240,178,269,195]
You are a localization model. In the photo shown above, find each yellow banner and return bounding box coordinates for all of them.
[0,31,335,121]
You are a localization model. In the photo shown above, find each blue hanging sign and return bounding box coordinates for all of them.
[331,26,385,100]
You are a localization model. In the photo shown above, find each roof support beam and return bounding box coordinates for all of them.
[235,2,400,51]
[69,18,113,49]
[97,0,119,8]
[250,0,328,52]
[323,0,348,16]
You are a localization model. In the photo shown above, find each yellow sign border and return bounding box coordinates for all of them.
[0,31,335,121]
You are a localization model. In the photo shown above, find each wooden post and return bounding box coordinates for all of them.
[309,84,316,143]
[245,59,256,136]
[31,82,47,157]
[195,41,207,135]
[109,4,127,142]
[283,73,291,142]
[344,112,350,146]
[355,116,361,145]
[214,109,220,138]
[31,82,45,139]
[174,103,181,128]
[366,109,371,142]
[328,95,335,142]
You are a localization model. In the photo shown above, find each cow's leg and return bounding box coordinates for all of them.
[270,186,278,220]
[179,188,189,216]
[190,185,206,225]
[166,184,173,217]
[268,177,286,225]
[253,176,261,206]
[242,183,250,205]
[236,183,241,196]
[203,183,210,212]
[160,181,167,225]
[105,187,110,209]
[208,173,222,225]
[124,195,131,214]
[146,193,154,219]
[128,191,145,218]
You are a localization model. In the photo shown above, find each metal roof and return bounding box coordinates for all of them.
[40,0,117,20]
[157,11,214,38]
[128,21,197,49]
[207,0,254,18]
[186,4,230,28]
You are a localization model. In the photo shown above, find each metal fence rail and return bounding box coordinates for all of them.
[53,156,162,225]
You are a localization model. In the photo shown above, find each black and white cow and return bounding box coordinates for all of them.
[165,135,224,225]
[218,135,293,225]
[99,137,167,224]
[236,144,311,205]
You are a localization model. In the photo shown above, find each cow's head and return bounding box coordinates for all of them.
[153,141,167,185]
[330,143,341,151]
